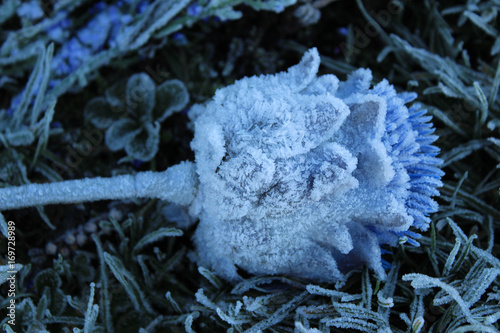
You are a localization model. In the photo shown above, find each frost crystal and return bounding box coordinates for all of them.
[190,48,443,282]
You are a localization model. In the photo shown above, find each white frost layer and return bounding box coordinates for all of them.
[0,161,197,210]
[190,48,438,282]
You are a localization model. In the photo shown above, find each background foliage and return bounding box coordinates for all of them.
[0,0,499,332]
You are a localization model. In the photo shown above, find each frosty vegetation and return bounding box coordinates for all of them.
[1,0,500,331]
[0,48,442,283]
[190,47,443,282]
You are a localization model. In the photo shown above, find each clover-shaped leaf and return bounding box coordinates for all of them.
[126,73,156,119]
[105,118,142,151]
[85,97,124,129]
[153,79,189,122]
[105,79,127,109]
[85,73,189,162]
[125,122,160,161]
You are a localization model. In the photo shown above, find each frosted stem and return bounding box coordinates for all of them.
[0,161,198,211]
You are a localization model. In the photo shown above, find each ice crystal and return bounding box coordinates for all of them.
[189,48,443,282]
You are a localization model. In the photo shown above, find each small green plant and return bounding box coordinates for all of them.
[84,73,189,161]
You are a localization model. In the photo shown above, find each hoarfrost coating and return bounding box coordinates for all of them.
[0,48,442,283]
[190,48,443,282]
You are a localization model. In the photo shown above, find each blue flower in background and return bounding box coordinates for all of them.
[47,2,140,76]
[17,0,45,21]
[77,12,112,51]
[187,2,203,17]
[338,27,348,36]
[89,1,106,13]
[172,32,188,46]
[107,6,133,43]
[46,13,71,42]
[51,38,91,76]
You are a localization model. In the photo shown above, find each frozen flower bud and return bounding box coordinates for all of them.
[190,48,443,282]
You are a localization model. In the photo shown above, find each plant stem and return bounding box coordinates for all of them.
[0,161,198,211]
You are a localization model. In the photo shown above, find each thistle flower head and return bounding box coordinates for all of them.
[190,48,443,282]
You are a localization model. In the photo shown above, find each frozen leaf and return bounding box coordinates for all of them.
[105,118,141,151]
[212,6,243,21]
[84,97,122,129]
[184,311,199,333]
[117,0,191,51]
[30,43,54,127]
[104,252,153,314]
[4,126,35,146]
[32,100,56,167]
[105,79,128,110]
[0,213,7,238]
[244,292,308,332]
[491,37,500,56]
[72,283,99,333]
[0,264,22,286]
[124,122,160,161]
[0,0,19,25]
[403,273,476,324]
[463,10,498,37]
[153,79,189,122]
[126,73,156,118]
[133,227,183,253]
[11,43,45,128]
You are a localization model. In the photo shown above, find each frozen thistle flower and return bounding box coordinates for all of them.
[189,48,443,282]
[0,48,442,283]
